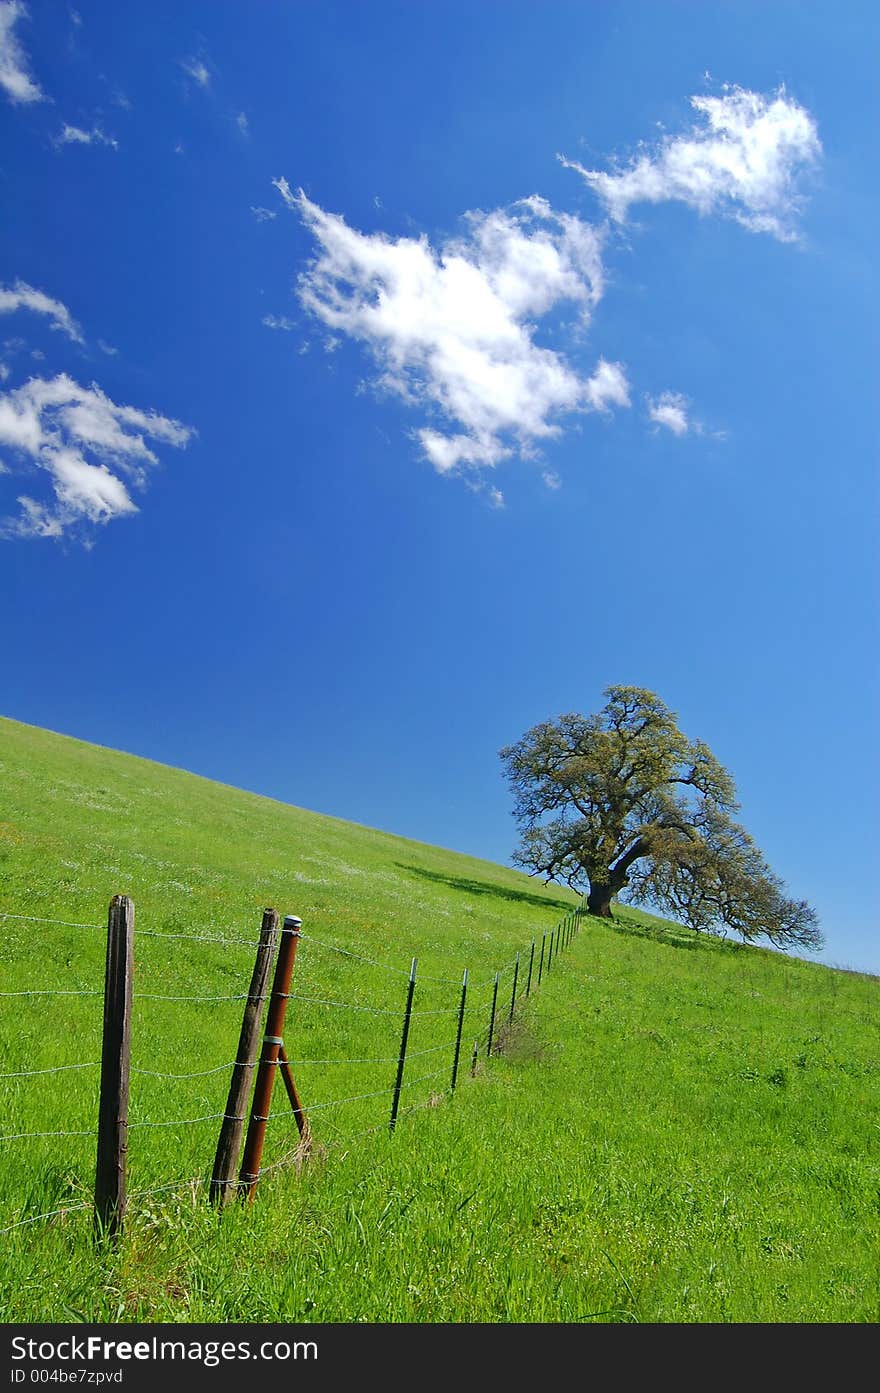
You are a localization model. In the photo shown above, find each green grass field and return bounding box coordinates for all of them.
[1,714,878,1322]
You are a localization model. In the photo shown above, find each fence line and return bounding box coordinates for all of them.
[0,892,587,1234]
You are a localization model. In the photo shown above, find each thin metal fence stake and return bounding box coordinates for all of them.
[450,969,468,1094]
[526,941,535,998]
[509,953,519,1025]
[389,958,417,1132]
[487,972,499,1056]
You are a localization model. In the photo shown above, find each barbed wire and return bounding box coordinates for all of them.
[0,1060,101,1079]
[286,1037,459,1066]
[128,1112,226,1130]
[131,1061,239,1080]
[0,989,102,998]
[0,1125,95,1143]
[0,911,101,931]
[134,991,256,1002]
[298,932,463,986]
[0,1198,93,1236]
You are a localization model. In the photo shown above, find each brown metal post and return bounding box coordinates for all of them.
[278,1044,309,1138]
[94,895,134,1240]
[238,914,302,1201]
[209,908,279,1206]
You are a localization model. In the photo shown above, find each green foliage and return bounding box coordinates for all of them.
[500,685,821,950]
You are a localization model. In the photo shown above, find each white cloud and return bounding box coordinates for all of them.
[646,390,690,436]
[0,1,43,104]
[0,373,193,540]
[262,314,296,331]
[561,85,821,242]
[55,123,118,150]
[251,205,276,222]
[276,180,625,482]
[97,339,118,356]
[584,357,630,412]
[181,57,210,88]
[0,280,84,343]
[236,111,248,135]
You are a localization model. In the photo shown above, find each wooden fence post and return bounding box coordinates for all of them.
[390,959,417,1131]
[94,894,134,1241]
[209,908,279,1206]
[238,914,302,1201]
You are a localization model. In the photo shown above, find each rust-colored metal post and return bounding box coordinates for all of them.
[277,1044,309,1138]
[94,895,134,1241]
[238,914,302,1201]
[450,969,468,1094]
[210,908,279,1206]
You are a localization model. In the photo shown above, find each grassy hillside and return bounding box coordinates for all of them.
[0,715,877,1323]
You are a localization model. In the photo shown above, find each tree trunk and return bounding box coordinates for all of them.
[587,883,615,917]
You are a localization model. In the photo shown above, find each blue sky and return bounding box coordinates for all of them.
[1,1,877,973]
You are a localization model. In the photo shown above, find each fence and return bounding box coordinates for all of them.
[0,893,586,1239]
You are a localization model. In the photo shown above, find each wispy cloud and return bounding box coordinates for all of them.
[0,374,193,541]
[561,84,821,242]
[276,180,624,483]
[0,280,84,343]
[251,205,276,223]
[584,357,630,412]
[262,314,296,331]
[54,123,118,150]
[646,390,690,436]
[0,0,44,105]
[97,339,118,356]
[236,111,248,135]
[181,57,211,89]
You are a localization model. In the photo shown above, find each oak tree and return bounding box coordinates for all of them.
[500,685,821,950]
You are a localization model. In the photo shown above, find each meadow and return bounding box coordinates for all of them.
[0,714,877,1322]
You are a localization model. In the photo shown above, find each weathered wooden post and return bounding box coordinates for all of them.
[210,908,279,1206]
[94,894,134,1240]
[238,914,302,1201]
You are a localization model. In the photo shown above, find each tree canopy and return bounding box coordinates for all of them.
[499,685,821,951]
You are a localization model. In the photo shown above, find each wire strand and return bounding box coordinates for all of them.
[0,1060,101,1079]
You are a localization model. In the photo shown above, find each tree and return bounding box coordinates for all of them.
[499,685,822,951]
